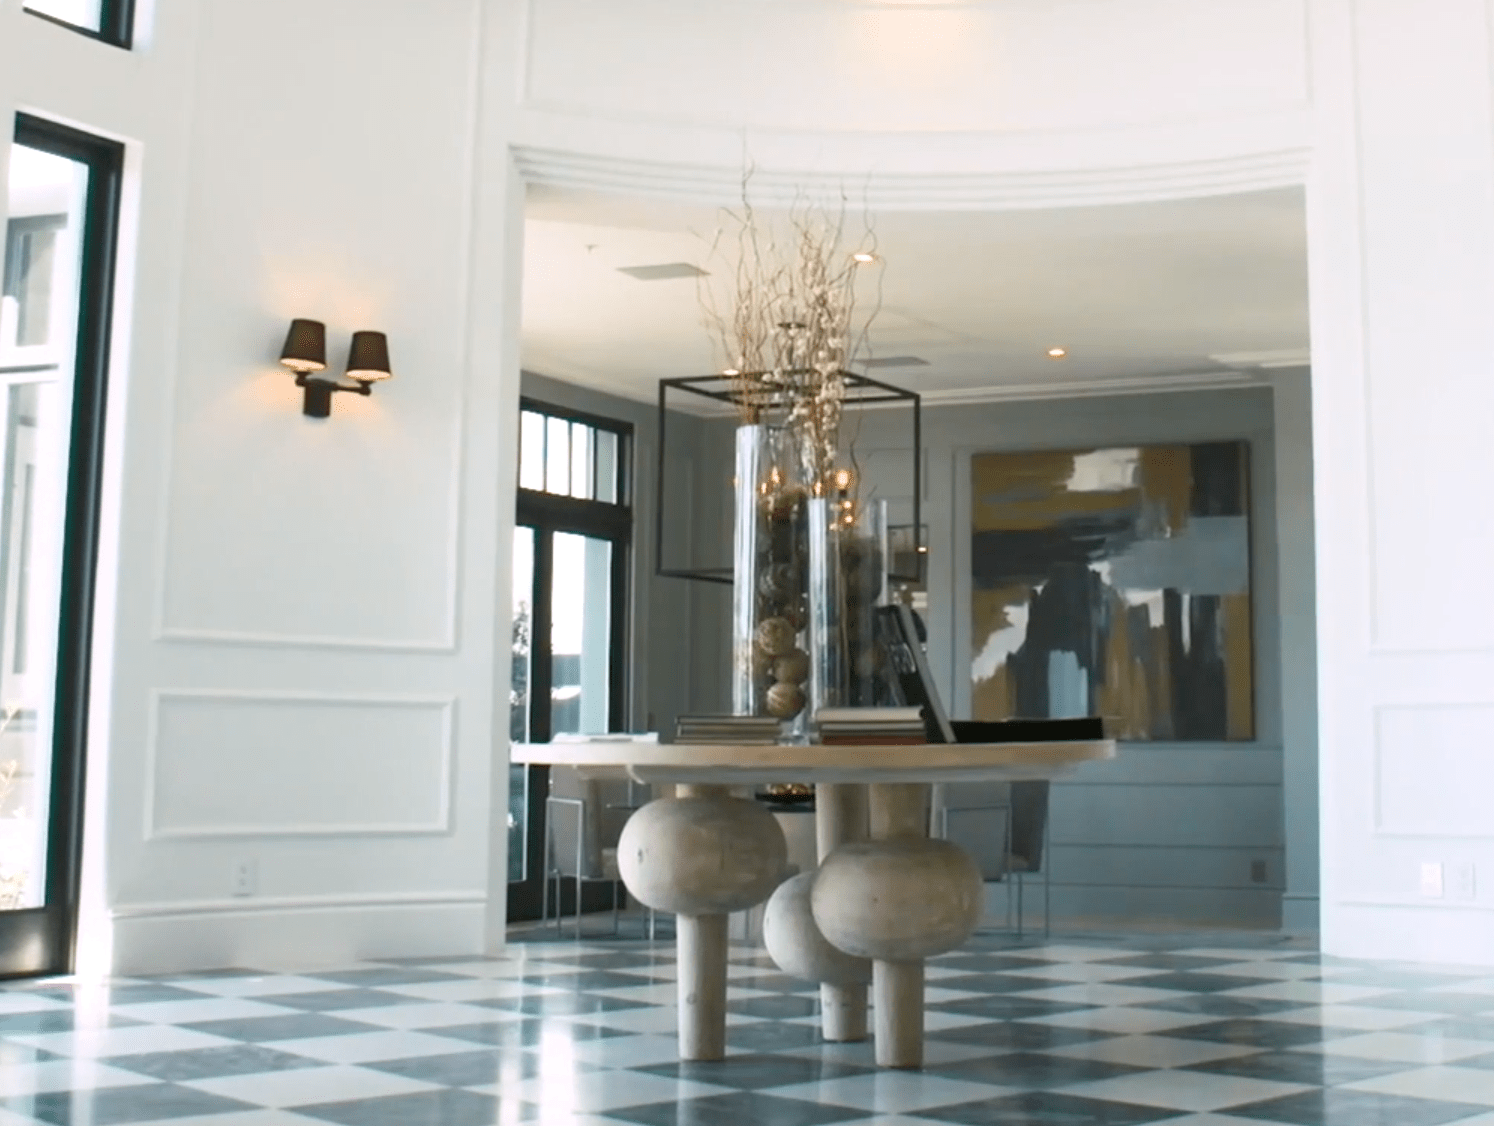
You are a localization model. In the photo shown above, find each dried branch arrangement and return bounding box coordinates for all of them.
[698,180,882,493]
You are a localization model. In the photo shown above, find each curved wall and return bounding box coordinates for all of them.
[510,0,1312,206]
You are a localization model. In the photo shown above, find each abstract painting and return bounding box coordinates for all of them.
[970,442,1253,741]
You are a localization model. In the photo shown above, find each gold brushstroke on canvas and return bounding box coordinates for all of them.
[971,451,1139,531]
[1135,446,1192,533]
[1222,593,1254,740]
[972,661,1016,723]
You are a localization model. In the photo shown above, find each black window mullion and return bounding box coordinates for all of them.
[22,0,136,49]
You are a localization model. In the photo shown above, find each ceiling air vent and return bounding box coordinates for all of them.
[860,356,930,369]
[617,262,709,281]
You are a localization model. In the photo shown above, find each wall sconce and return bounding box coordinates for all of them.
[279,319,393,418]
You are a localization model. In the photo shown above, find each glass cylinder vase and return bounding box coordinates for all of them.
[808,496,892,718]
[731,424,812,731]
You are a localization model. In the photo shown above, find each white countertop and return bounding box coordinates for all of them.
[511,739,1115,785]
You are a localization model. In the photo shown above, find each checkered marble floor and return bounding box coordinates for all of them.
[7,929,1494,1125]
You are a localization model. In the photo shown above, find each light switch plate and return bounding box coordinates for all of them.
[1451,862,1476,901]
[1420,861,1444,898]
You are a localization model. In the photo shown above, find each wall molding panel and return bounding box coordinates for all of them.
[1373,703,1494,840]
[151,626,460,654]
[145,690,457,841]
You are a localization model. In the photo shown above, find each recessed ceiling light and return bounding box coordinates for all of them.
[851,252,877,264]
[1047,347,1068,359]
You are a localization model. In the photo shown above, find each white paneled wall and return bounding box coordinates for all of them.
[0,0,527,974]
[1308,0,1494,963]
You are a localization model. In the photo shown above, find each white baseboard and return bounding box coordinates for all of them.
[1324,901,1494,969]
[108,891,490,976]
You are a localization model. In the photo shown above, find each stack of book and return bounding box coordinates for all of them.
[816,706,929,745]
[674,714,782,745]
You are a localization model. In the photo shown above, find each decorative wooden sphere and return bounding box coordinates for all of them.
[758,563,798,603]
[755,617,797,658]
[773,648,810,685]
[618,795,788,915]
[766,681,805,719]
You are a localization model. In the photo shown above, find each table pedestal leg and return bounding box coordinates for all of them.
[677,912,729,1060]
[874,959,924,1069]
[869,782,930,1069]
[815,782,869,1042]
[616,782,790,1064]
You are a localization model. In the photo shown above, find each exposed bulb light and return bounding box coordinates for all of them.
[722,368,741,376]
[1047,347,1068,359]
[851,252,878,264]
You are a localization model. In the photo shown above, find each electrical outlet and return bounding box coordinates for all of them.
[1451,862,1477,901]
[1420,861,1444,898]
[232,859,258,897]
[1250,859,1268,884]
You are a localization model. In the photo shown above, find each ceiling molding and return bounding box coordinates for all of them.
[915,369,1273,407]
[1209,347,1311,370]
[511,144,1313,212]
[522,365,1276,416]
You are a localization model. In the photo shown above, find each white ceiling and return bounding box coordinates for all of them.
[520,185,1309,406]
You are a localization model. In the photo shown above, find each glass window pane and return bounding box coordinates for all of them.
[0,142,90,912]
[549,533,611,737]
[545,416,569,496]
[24,0,105,33]
[594,429,619,505]
[518,411,544,491]
[570,422,592,500]
[508,526,535,883]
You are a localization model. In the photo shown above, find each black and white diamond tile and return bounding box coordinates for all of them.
[5,929,1494,1125]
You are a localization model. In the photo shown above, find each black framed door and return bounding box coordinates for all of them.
[507,402,631,924]
[0,116,123,977]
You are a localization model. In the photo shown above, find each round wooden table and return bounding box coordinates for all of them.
[512,739,1115,1068]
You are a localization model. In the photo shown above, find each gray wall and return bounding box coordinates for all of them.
[1273,370,1319,932]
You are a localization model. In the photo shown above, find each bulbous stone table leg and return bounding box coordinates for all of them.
[811,782,982,1070]
[816,783,869,1042]
[616,783,788,1063]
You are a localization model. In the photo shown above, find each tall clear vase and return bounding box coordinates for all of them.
[731,424,811,734]
[808,496,891,719]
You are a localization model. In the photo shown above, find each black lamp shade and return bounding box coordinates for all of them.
[346,331,392,382]
[279,318,327,373]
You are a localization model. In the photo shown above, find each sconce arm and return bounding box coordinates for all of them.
[295,371,374,418]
